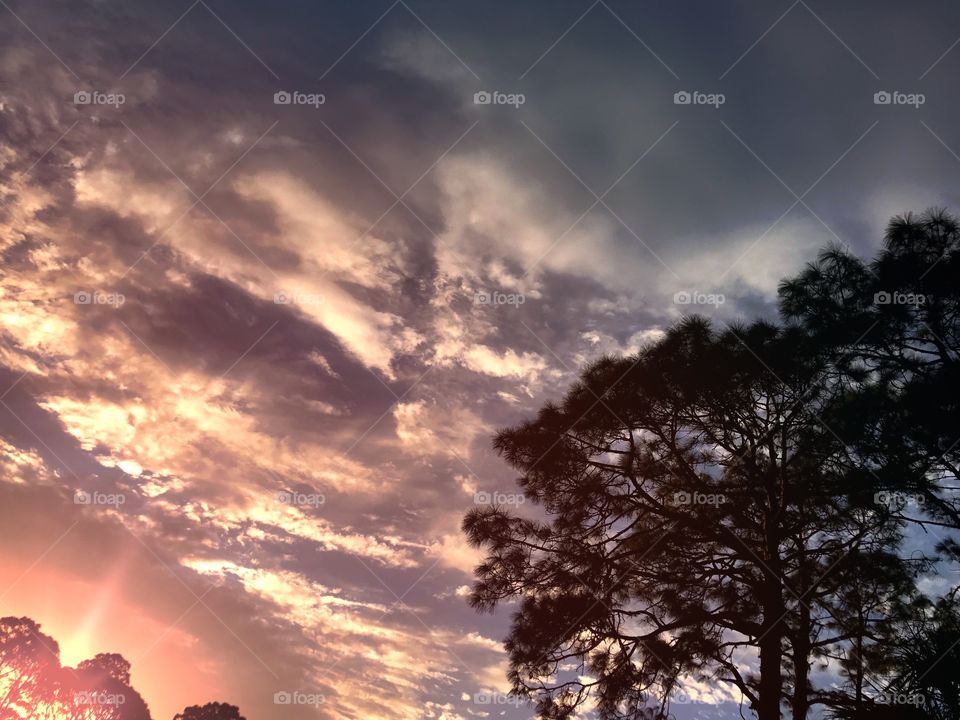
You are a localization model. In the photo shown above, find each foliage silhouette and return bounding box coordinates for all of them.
[465,210,960,720]
[173,702,246,720]
[779,208,960,529]
[0,617,246,720]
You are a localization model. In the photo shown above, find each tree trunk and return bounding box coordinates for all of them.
[758,482,784,720]
[791,608,811,720]
[791,547,812,720]
[758,583,784,720]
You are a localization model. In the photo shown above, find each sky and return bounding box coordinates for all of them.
[1,1,960,718]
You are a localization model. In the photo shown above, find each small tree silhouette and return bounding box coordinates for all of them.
[0,616,60,716]
[0,616,246,720]
[173,702,247,720]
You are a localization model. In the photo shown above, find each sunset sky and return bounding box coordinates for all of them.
[2,1,960,718]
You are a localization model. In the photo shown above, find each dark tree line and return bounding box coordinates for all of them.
[464,209,960,719]
[0,616,245,720]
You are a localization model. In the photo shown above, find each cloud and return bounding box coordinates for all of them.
[393,399,490,458]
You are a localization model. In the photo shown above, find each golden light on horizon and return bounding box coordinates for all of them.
[0,558,225,720]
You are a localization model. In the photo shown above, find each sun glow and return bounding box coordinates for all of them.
[0,558,223,720]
